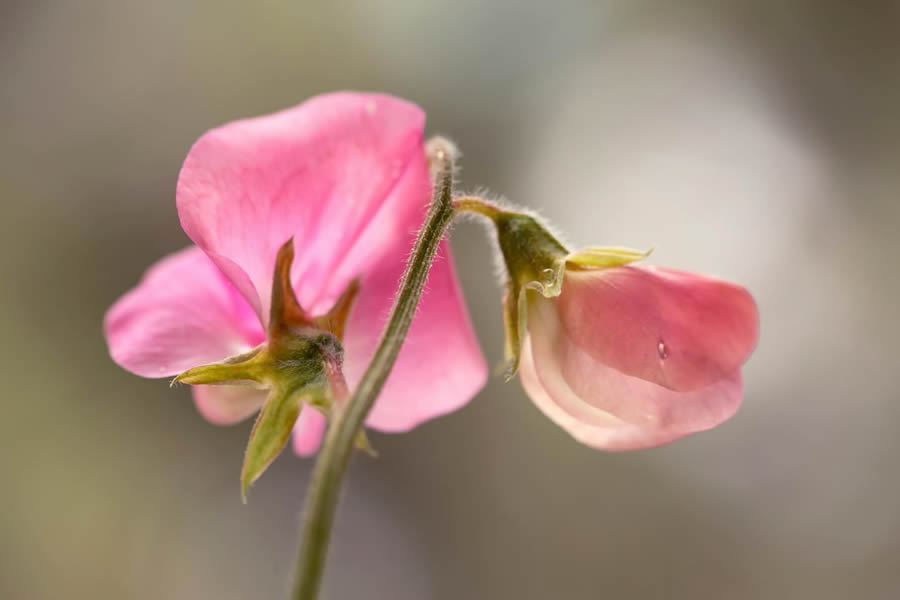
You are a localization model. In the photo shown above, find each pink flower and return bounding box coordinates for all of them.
[519,264,759,450]
[469,203,760,451]
[104,92,487,455]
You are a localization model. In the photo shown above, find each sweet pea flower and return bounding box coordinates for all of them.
[104,93,487,475]
[457,200,759,450]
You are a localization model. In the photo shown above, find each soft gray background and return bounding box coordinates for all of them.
[2,1,898,599]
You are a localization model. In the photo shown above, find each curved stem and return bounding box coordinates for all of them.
[453,195,504,219]
[291,138,458,600]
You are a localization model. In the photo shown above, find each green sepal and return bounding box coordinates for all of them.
[241,382,323,502]
[313,279,360,341]
[353,429,377,457]
[491,211,570,378]
[499,283,520,379]
[170,238,368,499]
[172,346,266,387]
[565,246,652,269]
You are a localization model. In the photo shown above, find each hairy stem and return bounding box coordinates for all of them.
[453,195,504,219]
[291,138,458,600]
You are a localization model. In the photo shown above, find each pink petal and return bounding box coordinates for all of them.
[193,385,266,425]
[521,297,743,450]
[104,246,264,378]
[557,265,759,392]
[176,92,428,324]
[341,235,488,433]
[292,407,327,457]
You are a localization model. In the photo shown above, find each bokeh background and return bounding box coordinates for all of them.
[3,1,899,598]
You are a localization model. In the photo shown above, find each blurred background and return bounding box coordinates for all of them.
[2,1,899,598]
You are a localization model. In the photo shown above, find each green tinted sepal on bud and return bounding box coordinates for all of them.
[460,201,652,380]
[565,246,653,269]
[492,211,569,379]
[173,238,370,501]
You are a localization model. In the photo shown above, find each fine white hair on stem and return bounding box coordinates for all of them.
[425,135,461,179]
[452,190,573,288]
[451,189,508,284]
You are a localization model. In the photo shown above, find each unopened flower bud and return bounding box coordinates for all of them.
[456,197,758,450]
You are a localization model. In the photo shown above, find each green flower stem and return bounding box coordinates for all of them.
[291,138,459,600]
[453,195,504,219]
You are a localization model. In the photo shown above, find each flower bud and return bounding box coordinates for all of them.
[462,200,758,449]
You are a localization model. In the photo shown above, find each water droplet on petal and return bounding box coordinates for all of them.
[657,340,669,360]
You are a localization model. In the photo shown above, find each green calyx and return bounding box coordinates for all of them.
[455,197,651,379]
[493,211,569,379]
[174,239,369,501]
[452,199,571,379]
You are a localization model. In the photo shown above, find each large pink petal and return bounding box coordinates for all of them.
[340,234,488,432]
[557,265,758,392]
[522,297,743,450]
[176,92,428,324]
[193,385,266,426]
[519,341,685,450]
[104,246,265,378]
